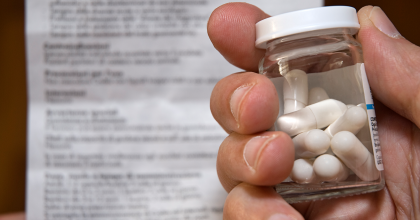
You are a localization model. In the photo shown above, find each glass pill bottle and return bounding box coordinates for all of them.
[255,6,385,203]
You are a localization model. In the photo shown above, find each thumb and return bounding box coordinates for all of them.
[357,6,420,127]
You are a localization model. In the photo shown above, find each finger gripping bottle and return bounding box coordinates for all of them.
[255,6,385,203]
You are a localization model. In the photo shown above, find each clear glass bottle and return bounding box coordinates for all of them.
[255,6,385,203]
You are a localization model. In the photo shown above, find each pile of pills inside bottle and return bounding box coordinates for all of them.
[277,69,379,184]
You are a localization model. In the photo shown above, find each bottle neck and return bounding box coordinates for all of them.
[265,28,358,52]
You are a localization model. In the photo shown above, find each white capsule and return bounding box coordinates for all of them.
[313,154,349,182]
[276,99,347,136]
[290,159,316,184]
[355,103,374,153]
[331,131,380,181]
[293,129,330,159]
[283,69,308,114]
[346,104,356,109]
[324,106,367,138]
[308,87,329,105]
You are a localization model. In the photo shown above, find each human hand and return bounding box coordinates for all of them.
[208,3,420,219]
[0,213,25,220]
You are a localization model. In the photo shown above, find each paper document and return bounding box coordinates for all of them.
[25,0,322,219]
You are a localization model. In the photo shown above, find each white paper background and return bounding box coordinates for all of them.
[25,0,323,219]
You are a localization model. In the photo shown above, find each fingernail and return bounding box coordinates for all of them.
[268,213,295,220]
[369,6,403,39]
[244,135,277,170]
[230,84,254,125]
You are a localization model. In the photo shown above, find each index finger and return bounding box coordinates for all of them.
[208,3,270,72]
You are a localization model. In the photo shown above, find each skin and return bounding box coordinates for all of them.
[208,3,420,220]
[2,4,419,220]
[0,213,24,220]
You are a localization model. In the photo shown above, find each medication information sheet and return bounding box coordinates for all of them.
[25,0,322,219]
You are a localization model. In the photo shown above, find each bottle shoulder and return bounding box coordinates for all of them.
[259,35,363,76]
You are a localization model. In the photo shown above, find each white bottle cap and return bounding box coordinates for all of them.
[255,6,360,49]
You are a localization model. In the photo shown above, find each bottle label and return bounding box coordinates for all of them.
[360,63,384,171]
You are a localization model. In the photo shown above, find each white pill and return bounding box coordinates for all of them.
[331,131,380,181]
[346,104,356,109]
[290,159,316,184]
[354,103,374,153]
[324,106,367,138]
[276,99,347,136]
[293,129,330,159]
[313,154,349,182]
[283,69,308,114]
[308,87,329,105]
